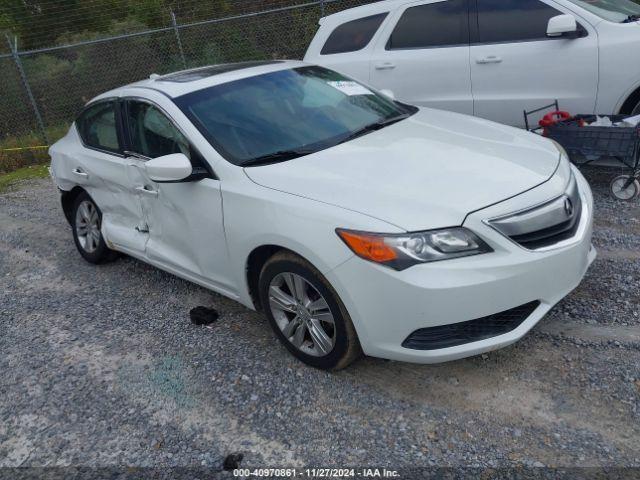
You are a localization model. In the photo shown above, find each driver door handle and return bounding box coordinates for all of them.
[476,56,503,64]
[135,185,158,196]
[375,62,396,70]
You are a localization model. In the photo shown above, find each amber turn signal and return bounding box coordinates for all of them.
[336,229,398,263]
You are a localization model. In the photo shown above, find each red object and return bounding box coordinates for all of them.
[539,110,572,128]
[539,111,576,136]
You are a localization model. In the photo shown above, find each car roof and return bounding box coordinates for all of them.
[92,59,308,101]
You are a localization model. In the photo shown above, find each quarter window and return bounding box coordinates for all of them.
[76,101,121,153]
[476,0,564,43]
[387,0,470,50]
[321,13,388,55]
[126,102,191,159]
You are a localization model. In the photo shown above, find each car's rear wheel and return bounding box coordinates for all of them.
[258,251,361,370]
[632,100,640,116]
[71,192,119,264]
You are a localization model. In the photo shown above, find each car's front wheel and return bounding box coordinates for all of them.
[71,191,119,264]
[258,251,361,370]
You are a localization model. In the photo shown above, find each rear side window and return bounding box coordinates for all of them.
[76,101,121,153]
[476,0,563,43]
[321,13,388,55]
[387,0,470,50]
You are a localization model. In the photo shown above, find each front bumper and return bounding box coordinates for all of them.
[326,166,595,364]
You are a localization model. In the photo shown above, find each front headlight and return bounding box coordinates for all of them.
[336,227,493,271]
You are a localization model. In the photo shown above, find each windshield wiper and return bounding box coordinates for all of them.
[338,113,412,145]
[242,114,412,166]
[622,14,640,23]
[241,148,318,167]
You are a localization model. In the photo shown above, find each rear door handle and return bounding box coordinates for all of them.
[476,56,503,64]
[135,185,158,196]
[72,167,88,178]
[375,62,396,70]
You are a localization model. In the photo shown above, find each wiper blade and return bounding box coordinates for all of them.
[241,148,317,167]
[338,113,411,145]
[622,14,640,23]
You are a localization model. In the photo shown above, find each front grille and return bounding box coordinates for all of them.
[510,196,582,249]
[401,301,540,350]
[488,174,582,250]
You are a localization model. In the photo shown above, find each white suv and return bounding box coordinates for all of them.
[305,0,640,127]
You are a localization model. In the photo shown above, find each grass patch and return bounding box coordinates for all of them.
[0,124,67,174]
[0,163,51,193]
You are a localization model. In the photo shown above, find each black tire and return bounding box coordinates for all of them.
[258,251,362,370]
[71,191,119,264]
[609,175,640,201]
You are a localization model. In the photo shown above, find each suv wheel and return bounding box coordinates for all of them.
[258,251,361,370]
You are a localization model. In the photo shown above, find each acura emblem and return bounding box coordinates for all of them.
[564,198,574,218]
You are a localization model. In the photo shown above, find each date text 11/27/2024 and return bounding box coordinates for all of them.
[232,468,400,478]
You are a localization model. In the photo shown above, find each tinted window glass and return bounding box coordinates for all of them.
[388,0,469,50]
[321,13,387,55]
[77,101,120,153]
[126,102,190,159]
[477,0,563,43]
[175,66,413,165]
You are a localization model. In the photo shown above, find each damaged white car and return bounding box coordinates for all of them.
[50,61,595,370]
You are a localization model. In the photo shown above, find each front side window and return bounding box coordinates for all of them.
[476,0,564,43]
[387,0,470,50]
[175,66,415,166]
[126,102,190,159]
[77,101,120,153]
[565,0,640,22]
[321,13,388,55]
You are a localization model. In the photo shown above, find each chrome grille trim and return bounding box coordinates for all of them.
[486,174,586,251]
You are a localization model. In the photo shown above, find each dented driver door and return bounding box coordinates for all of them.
[122,99,235,295]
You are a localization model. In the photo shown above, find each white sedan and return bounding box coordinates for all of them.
[49,61,596,370]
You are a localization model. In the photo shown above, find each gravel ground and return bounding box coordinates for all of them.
[1,167,639,473]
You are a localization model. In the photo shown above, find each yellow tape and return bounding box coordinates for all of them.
[0,145,49,152]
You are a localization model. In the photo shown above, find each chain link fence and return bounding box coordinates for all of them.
[0,0,372,171]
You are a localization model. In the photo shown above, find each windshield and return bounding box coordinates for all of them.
[175,66,414,166]
[566,0,640,22]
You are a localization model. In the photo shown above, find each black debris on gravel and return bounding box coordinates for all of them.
[223,452,244,470]
[190,306,219,326]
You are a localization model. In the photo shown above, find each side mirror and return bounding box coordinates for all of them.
[380,89,395,100]
[547,14,578,37]
[144,153,193,183]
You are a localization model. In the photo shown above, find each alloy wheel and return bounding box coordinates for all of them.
[268,272,336,357]
[75,200,101,253]
[632,101,640,116]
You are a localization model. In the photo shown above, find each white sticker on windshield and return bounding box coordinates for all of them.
[327,81,373,96]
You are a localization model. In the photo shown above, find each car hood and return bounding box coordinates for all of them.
[244,108,560,231]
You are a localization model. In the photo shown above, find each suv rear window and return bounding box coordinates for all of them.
[321,13,388,55]
[387,0,470,50]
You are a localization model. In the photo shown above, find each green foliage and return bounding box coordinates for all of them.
[0,0,236,50]
[0,0,331,174]
[0,124,66,173]
[0,162,50,192]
